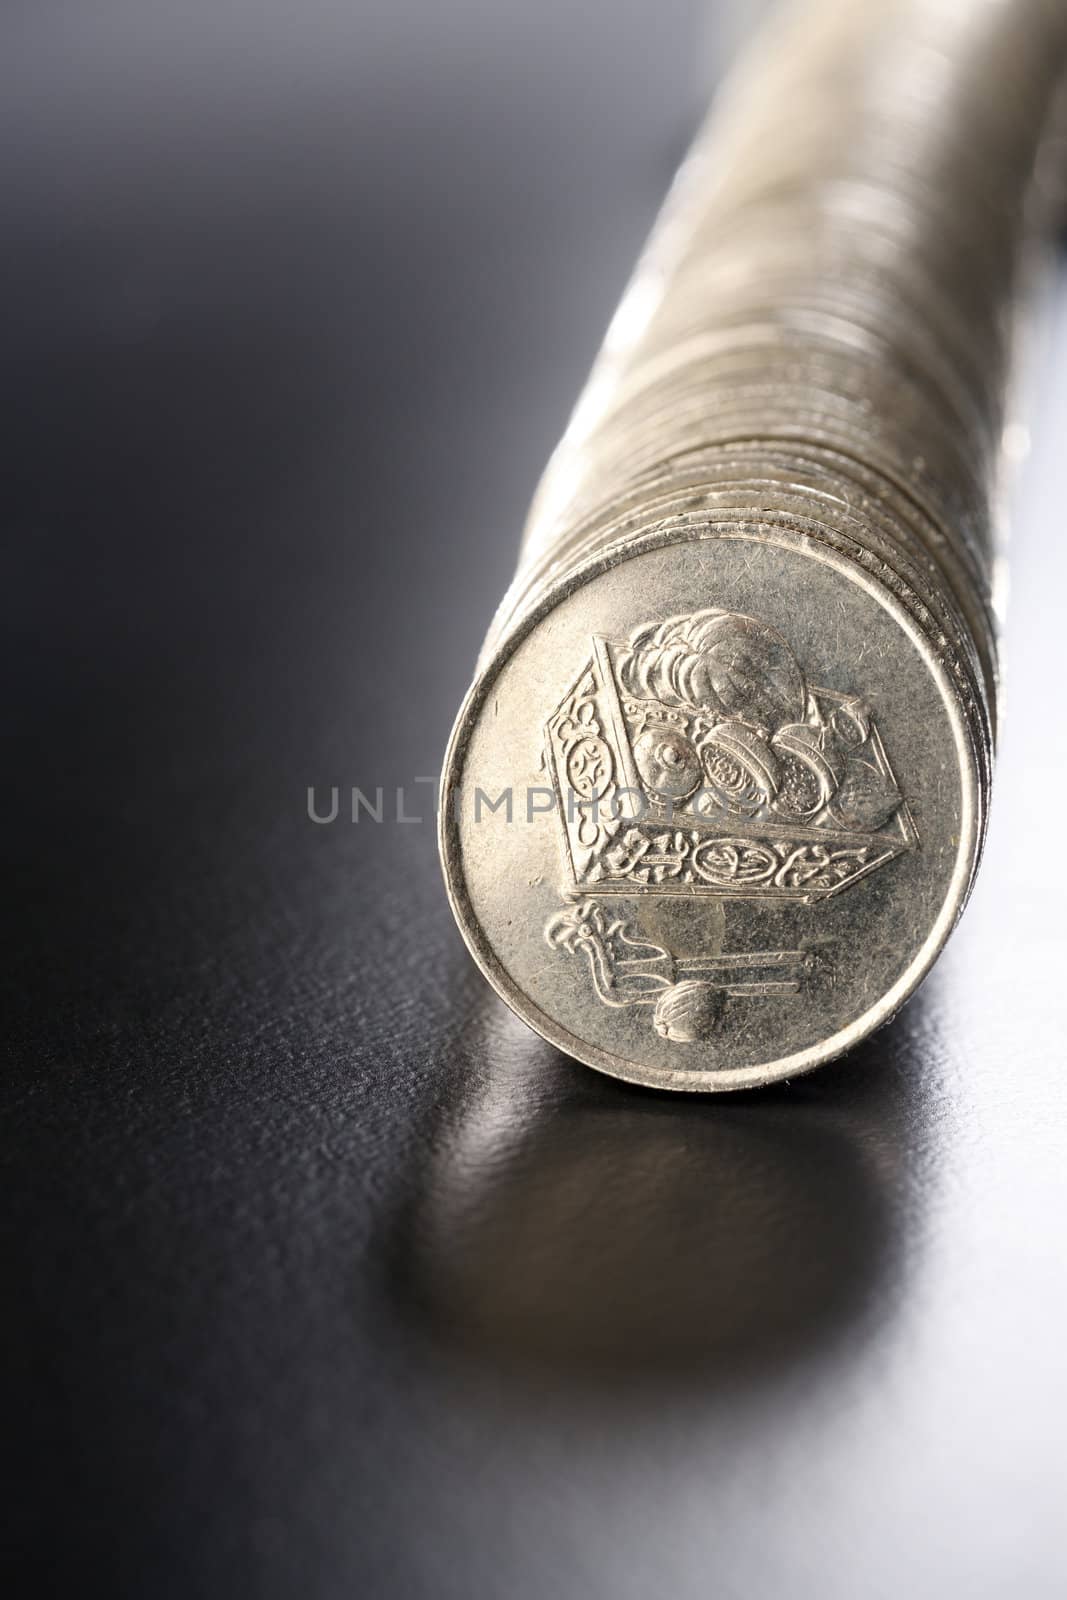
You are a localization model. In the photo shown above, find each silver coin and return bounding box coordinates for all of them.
[440,0,1067,1089]
[442,525,983,1090]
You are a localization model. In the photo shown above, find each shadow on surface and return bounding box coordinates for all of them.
[385,977,931,1393]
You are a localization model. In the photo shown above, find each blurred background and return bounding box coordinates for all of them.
[4,3,1066,1596]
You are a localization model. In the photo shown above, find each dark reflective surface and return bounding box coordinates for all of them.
[4,3,1067,1597]
[390,991,917,1389]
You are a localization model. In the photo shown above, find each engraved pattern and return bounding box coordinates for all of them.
[545,900,814,1043]
[547,672,624,868]
[544,607,916,903]
[543,606,915,1042]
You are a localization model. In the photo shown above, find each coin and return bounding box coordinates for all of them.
[442,524,981,1090]
[439,0,1067,1089]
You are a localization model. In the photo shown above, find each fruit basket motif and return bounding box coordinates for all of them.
[544,608,917,904]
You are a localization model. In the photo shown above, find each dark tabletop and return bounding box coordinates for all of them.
[4,3,1067,1596]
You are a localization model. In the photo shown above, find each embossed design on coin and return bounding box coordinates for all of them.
[544,900,813,1043]
[542,607,916,1041]
[551,668,619,851]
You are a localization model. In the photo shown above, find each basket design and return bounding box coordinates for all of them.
[544,609,917,903]
[543,608,917,1043]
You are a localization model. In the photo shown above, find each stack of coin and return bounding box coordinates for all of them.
[440,0,1067,1091]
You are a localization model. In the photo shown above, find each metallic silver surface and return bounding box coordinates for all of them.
[441,0,1067,1089]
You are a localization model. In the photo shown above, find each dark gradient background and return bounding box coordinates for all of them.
[4,4,1066,1596]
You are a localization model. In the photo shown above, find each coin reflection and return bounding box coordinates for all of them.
[387,993,918,1389]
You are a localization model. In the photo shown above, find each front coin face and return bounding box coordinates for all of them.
[441,525,980,1090]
